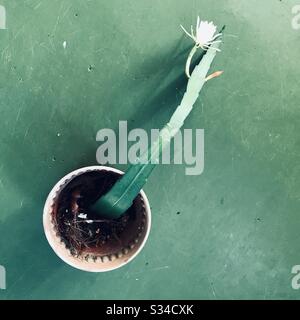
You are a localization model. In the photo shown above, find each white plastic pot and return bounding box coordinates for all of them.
[43,166,151,272]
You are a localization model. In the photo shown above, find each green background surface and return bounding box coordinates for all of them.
[0,0,300,299]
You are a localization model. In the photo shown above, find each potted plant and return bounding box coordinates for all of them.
[43,17,224,272]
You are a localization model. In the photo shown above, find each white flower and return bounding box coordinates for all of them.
[181,16,221,50]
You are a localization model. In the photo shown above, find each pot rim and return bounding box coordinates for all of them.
[43,165,152,272]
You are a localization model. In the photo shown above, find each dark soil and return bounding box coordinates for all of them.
[54,170,136,256]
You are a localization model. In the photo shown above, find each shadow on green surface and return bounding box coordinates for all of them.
[0,37,196,299]
[0,81,100,299]
[128,40,206,133]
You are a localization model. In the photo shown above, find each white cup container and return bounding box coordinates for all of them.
[43,166,151,272]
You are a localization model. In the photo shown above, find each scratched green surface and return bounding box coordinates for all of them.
[0,0,300,300]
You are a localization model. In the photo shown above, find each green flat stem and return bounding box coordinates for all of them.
[93,41,221,219]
